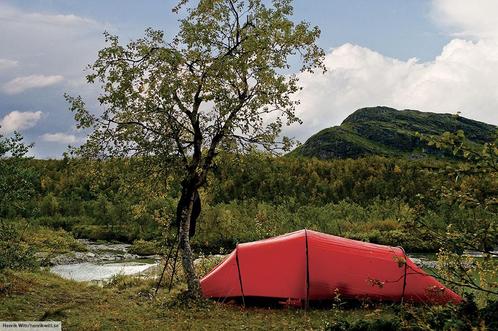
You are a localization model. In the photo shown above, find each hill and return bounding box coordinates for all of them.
[291,106,496,159]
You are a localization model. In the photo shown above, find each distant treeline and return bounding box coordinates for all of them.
[4,153,495,252]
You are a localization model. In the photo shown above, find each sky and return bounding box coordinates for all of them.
[0,0,497,158]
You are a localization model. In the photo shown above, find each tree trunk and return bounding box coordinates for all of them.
[177,183,201,298]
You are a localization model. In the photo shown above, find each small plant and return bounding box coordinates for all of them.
[324,317,400,331]
[195,254,225,278]
[0,221,38,271]
[104,274,146,291]
[129,240,160,256]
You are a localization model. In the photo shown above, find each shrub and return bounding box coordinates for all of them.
[104,274,145,290]
[129,240,160,256]
[23,226,87,253]
[72,224,135,242]
[0,221,38,271]
[480,299,498,330]
[324,317,400,331]
[34,215,93,232]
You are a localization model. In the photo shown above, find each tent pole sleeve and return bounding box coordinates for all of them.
[305,229,310,310]
[235,245,246,307]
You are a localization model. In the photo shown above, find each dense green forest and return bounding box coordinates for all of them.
[2,152,494,254]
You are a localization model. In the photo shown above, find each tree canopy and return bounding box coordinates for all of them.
[69,0,324,170]
[0,132,37,219]
[68,0,324,296]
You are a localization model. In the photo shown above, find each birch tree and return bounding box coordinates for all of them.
[68,0,324,297]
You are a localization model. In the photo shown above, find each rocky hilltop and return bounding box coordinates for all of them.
[292,106,496,159]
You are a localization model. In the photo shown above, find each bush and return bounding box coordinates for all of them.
[0,221,38,271]
[324,317,400,331]
[481,299,498,331]
[34,215,93,232]
[129,240,160,256]
[323,297,497,331]
[23,226,87,253]
[72,224,135,243]
[192,199,432,252]
[104,274,147,290]
[405,295,498,331]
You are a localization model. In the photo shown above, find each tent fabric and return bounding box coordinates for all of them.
[200,229,462,304]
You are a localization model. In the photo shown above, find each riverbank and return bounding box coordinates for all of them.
[45,239,160,266]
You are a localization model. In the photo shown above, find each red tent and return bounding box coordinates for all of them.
[200,230,461,305]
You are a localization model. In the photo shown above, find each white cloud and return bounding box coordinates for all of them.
[0,3,106,79]
[0,4,101,29]
[21,12,100,28]
[41,132,79,144]
[0,111,43,134]
[2,75,64,94]
[285,1,498,141]
[432,0,498,40]
[0,59,18,71]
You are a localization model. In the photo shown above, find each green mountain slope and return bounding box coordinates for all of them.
[292,106,496,159]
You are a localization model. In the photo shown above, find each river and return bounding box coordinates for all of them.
[49,239,159,282]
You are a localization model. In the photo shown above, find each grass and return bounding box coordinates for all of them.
[1,265,496,330]
[0,269,401,331]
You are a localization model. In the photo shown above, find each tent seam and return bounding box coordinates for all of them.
[398,246,408,303]
[305,229,310,309]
